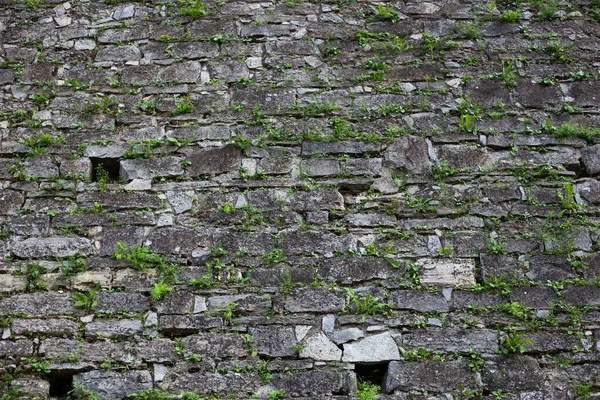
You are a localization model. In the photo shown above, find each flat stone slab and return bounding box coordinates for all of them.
[299,331,342,361]
[482,356,544,392]
[418,258,476,288]
[11,237,95,258]
[401,328,498,353]
[73,370,152,400]
[342,332,400,362]
[384,360,475,393]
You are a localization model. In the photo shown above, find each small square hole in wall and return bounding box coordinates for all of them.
[48,372,73,398]
[354,362,389,387]
[90,158,120,183]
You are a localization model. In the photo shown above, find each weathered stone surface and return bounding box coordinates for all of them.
[300,158,340,177]
[100,226,144,256]
[74,370,152,400]
[23,157,58,179]
[482,356,544,392]
[40,338,130,362]
[250,325,297,357]
[480,254,523,280]
[509,287,556,309]
[120,157,183,181]
[159,315,222,335]
[286,188,344,211]
[11,318,79,336]
[384,360,475,393]
[401,328,498,353]
[181,333,248,359]
[342,332,400,362]
[299,331,342,361]
[11,376,50,399]
[273,370,346,396]
[0,339,33,358]
[146,227,211,254]
[279,231,350,255]
[164,371,261,396]
[0,293,77,316]
[85,319,143,339]
[285,288,345,313]
[94,292,150,313]
[187,145,242,176]
[527,255,575,282]
[95,45,142,62]
[436,145,492,169]
[332,328,365,344]
[384,135,430,173]
[11,237,95,258]
[392,290,449,312]
[563,285,600,306]
[521,332,581,354]
[7,214,49,236]
[418,258,476,288]
[581,145,600,176]
[0,191,24,215]
[515,79,561,108]
[78,192,162,210]
[319,256,401,284]
[154,292,195,315]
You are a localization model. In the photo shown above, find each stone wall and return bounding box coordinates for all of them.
[0,0,600,398]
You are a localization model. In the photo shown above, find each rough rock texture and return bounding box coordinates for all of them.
[0,1,599,399]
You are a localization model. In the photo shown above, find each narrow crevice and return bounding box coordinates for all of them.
[90,157,120,182]
[48,371,73,399]
[354,362,389,387]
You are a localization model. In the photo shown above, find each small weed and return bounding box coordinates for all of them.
[499,10,521,22]
[178,0,209,17]
[500,331,532,354]
[572,381,593,399]
[344,288,393,320]
[150,282,172,301]
[172,96,194,116]
[113,242,168,270]
[263,249,286,266]
[356,380,380,400]
[72,282,101,313]
[486,237,508,255]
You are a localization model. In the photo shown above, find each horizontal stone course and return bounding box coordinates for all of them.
[0,1,598,398]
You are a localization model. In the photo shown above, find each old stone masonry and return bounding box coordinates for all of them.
[1,0,600,398]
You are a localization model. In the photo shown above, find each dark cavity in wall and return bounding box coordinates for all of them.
[90,157,120,182]
[354,362,389,386]
[48,371,73,398]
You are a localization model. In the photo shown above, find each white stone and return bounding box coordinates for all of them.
[157,214,173,227]
[418,258,476,288]
[55,16,72,26]
[114,4,135,20]
[154,364,167,382]
[80,315,94,323]
[304,56,323,68]
[299,331,342,361]
[442,288,453,301]
[295,325,311,342]
[144,311,158,327]
[331,328,364,345]
[166,190,195,214]
[322,314,335,333]
[2,328,10,339]
[446,78,462,88]
[124,179,151,191]
[342,332,400,362]
[194,296,207,314]
[241,158,256,176]
[245,57,263,69]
